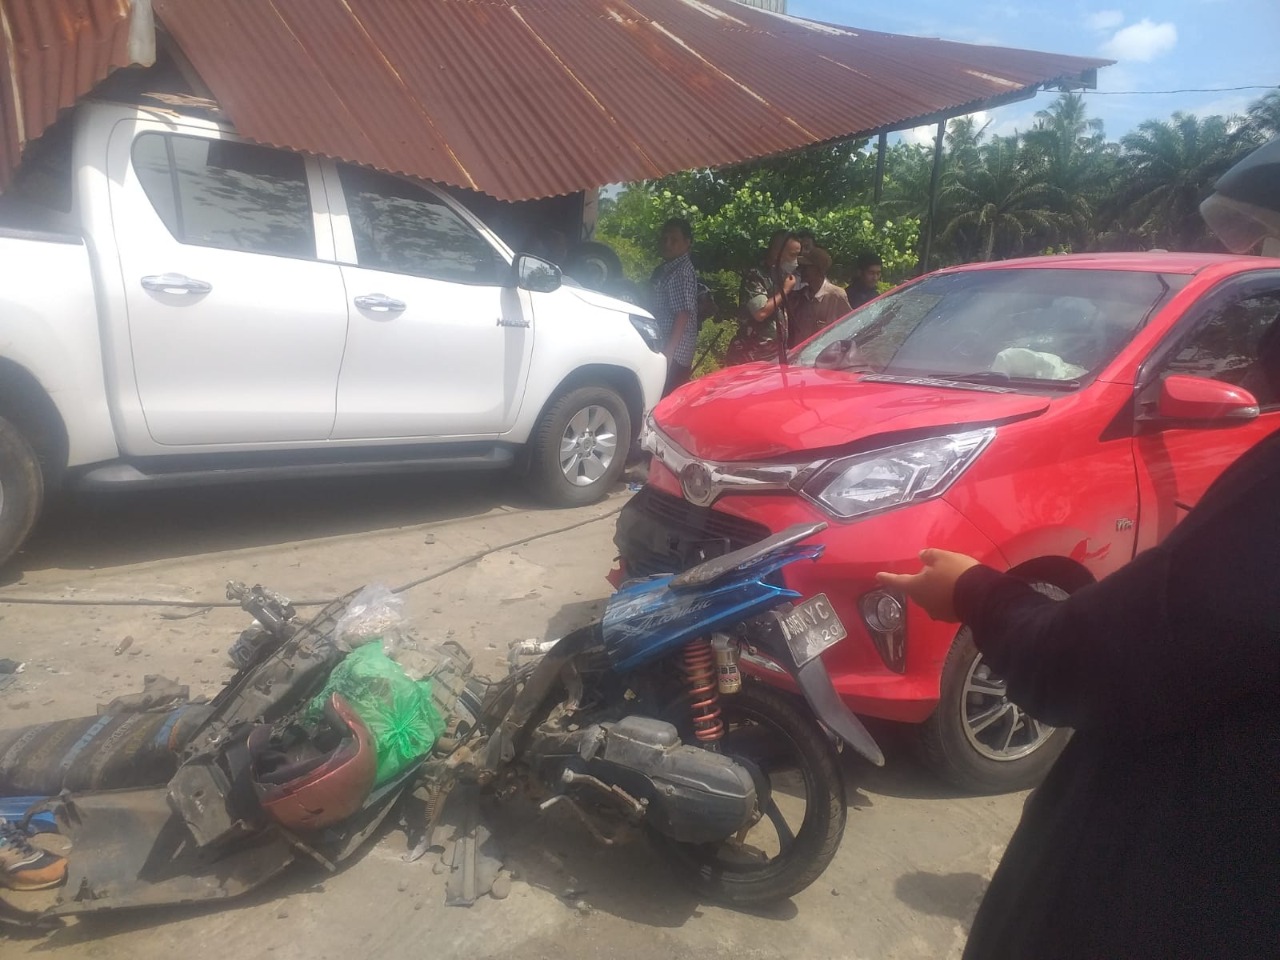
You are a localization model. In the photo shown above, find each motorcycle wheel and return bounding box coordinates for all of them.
[652,680,847,905]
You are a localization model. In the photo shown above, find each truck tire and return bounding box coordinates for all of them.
[916,583,1071,794]
[529,386,631,507]
[564,241,624,292]
[0,415,43,568]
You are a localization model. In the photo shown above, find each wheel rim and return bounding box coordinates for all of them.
[960,654,1057,761]
[559,405,618,486]
[677,698,817,877]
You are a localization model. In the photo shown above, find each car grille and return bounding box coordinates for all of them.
[614,487,772,578]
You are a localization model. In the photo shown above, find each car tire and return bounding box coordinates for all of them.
[529,386,631,507]
[0,415,44,569]
[916,583,1071,794]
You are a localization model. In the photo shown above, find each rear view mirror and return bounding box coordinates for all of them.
[1157,374,1260,423]
[511,254,562,293]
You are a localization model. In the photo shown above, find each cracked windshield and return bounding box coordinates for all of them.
[0,1,1276,959]
[795,268,1190,386]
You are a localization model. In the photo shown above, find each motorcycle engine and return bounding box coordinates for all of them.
[577,716,758,845]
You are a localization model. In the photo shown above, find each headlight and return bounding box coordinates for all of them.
[639,413,659,454]
[802,428,995,520]
[630,315,663,353]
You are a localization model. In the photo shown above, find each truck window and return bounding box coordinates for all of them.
[337,163,501,284]
[0,117,74,232]
[132,133,315,259]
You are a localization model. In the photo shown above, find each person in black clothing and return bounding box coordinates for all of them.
[877,139,1280,959]
[846,251,883,309]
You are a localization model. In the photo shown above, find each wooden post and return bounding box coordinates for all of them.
[921,120,945,275]
[873,132,887,204]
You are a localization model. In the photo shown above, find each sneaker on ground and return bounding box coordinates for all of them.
[0,821,68,891]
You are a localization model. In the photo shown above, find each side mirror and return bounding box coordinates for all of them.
[1157,374,1260,423]
[510,254,562,293]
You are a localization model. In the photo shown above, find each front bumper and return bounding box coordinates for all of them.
[614,463,1005,724]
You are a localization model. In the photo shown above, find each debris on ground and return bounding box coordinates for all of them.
[333,584,406,653]
[158,607,212,621]
[113,636,133,656]
[98,675,190,715]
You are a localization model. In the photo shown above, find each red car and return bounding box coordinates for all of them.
[613,252,1280,793]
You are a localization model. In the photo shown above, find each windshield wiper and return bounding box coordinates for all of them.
[936,371,1082,391]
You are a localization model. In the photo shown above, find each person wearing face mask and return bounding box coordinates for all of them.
[726,230,802,365]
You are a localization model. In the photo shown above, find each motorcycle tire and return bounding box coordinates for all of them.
[651,680,847,905]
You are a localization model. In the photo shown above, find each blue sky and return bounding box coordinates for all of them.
[788,0,1279,142]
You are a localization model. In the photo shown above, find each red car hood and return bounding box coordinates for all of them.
[654,365,1051,460]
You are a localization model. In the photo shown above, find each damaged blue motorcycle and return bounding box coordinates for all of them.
[0,522,882,923]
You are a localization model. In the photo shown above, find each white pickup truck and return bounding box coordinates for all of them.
[0,98,667,566]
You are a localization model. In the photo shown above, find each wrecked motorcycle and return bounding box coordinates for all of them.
[0,521,882,922]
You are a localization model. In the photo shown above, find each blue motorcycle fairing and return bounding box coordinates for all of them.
[603,544,823,672]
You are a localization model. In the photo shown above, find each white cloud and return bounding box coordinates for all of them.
[896,109,992,147]
[1100,18,1177,62]
[1085,9,1125,32]
[899,125,938,147]
[1188,94,1254,122]
[989,109,1039,139]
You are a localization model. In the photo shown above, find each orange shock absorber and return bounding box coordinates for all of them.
[681,638,724,742]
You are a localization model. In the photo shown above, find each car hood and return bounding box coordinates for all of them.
[563,283,652,318]
[654,364,1052,460]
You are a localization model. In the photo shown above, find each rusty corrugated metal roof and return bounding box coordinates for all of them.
[0,0,151,190]
[152,0,1108,201]
[2,0,1108,202]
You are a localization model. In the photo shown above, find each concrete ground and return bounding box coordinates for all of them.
[0,475,1025,959]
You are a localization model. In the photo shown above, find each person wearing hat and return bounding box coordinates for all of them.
[789,247,850,346]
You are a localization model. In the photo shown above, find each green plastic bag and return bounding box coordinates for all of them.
[305,644,445,785]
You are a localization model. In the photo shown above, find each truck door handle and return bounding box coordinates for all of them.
[354,293,406,313]
[141,273,213,295]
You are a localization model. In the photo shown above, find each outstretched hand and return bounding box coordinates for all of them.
[876,549,982,622]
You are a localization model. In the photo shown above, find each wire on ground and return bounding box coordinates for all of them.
[0,505,624,609]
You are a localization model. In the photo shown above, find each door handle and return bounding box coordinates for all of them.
[354,293,406,313]
[141,273,213,295]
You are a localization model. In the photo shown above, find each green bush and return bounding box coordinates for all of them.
[596,156,921,377]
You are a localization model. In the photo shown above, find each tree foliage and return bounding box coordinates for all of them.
[798,88,1276,267]
[597,140,919,287]
[596,89,1277,370]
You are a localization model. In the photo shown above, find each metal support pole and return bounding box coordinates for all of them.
[873,132,887,204]
[921,120,945,275]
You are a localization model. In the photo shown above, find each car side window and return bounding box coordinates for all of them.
[132,132,316,259]
[1159,291,1280,407]
[337,163,501,284]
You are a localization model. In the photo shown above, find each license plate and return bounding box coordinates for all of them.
[778,594,846,667]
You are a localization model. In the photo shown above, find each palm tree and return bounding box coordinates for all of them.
[1245,90,1280,141]
[880,117,994,266]
[1022,93,1112,249]
[1116,112,1253,249]
[940,134,1057,261]
[945,115,991,178]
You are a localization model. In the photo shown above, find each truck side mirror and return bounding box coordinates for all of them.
[509,255,562,294]
[1157,374,1260,423]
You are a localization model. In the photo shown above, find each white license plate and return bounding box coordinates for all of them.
[778,594,846,667]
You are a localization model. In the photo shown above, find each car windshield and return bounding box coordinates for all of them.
[793,268,1190,387]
